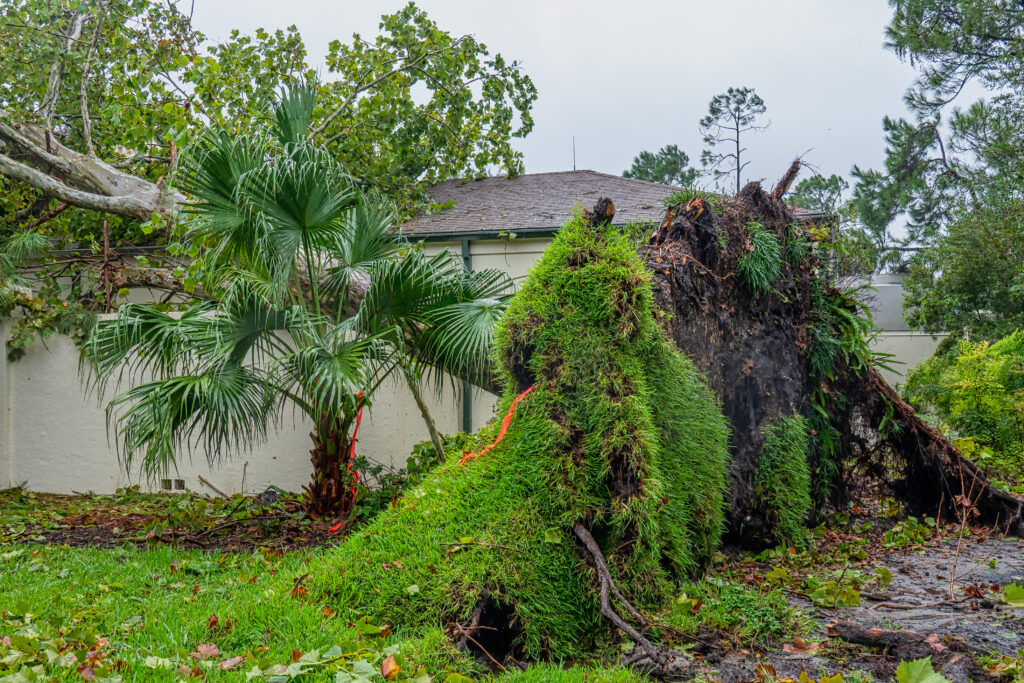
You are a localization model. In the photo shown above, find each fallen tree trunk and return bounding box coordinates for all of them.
[830,621,983,683]
[0,117,184,222]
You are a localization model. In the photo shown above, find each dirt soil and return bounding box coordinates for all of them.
[0,489,351,552]
[698,532,1024,683]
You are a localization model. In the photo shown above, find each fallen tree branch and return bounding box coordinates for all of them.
[0,116,184,221]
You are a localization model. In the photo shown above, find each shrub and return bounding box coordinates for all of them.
[905,332,1024,484]
[663,578,812,648]
[756,415,813,546]
[737,221,782,295]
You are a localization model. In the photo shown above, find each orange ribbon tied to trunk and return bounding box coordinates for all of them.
[459,384,536,466]
[328,391,365,533]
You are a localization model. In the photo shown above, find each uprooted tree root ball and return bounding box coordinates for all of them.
[646,160,1022,539]
[307,161,1022,676]
[309,204,730,663]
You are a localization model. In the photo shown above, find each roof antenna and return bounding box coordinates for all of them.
[572,136,576,171]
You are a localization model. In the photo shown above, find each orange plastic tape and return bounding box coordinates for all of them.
[459,384,536,466]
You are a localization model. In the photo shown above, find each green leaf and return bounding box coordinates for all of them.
[543,528,561,544]
[875,567,894,586]
[895,657,951,683]
[1002,582,1024,606]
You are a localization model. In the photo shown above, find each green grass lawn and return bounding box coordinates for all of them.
[0,542,649,682]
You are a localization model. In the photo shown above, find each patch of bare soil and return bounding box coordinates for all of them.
[0,489,352,552]
[695,533,1024,683]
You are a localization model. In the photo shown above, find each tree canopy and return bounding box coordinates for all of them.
[853,0,1024,338]
[622,145,699,187]
[0,0,536,354]
[699,87,768,196]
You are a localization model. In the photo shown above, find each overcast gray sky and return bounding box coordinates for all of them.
[192,0,918,190]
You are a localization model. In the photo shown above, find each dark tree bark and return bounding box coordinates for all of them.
[640,161,1024,541]
[304,414,357,518]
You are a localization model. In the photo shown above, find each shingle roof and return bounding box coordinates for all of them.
[402,170,824,237]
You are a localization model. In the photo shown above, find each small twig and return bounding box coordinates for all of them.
[870,597,967,611]
[192,514,280,539]
[197,475,230,500]
[454,623,506,671]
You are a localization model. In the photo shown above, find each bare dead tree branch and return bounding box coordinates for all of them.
[79,1,109,157]
[38,10,86,135]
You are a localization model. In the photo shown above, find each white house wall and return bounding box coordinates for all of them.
[1,237,948,495]
[0,319,465,495]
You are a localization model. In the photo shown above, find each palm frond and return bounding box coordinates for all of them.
[81,303,221,393]
[320,194,401,306]
[108,364,277,479]
[177,129,271,269]
[240,144,356,277]
[3,230,49,263]
[272,328,373,419]
[354,247,513,390]
[415,298,508,389]
[273,81,317,148]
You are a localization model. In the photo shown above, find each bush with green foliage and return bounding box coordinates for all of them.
[309,210,730,659]
[756,415,813,546]
[905,332,1024,484]
[662,578,812,648]
[737,221,783,295]
[805,281,884,503]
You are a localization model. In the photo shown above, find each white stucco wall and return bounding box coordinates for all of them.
[0,319,466,495]
[422,237,552,430]
[1,240,950,495]
[871,331,948,390]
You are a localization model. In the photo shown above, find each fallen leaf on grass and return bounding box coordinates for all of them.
[219,656,245,670]
[178,664,205,679]
[190,643,219,659]
[207,614,218,630]
[381,654,401,680]
[77,664,95,680]
[782,637,822,654]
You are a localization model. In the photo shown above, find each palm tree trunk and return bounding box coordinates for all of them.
[403,365,446,462]
[305,414,354,517]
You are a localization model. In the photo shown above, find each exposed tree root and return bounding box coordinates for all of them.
[572,523,661,662]
[573,522,696,680]
[836,366,1024,535]
[638,157,1024,541]
[831,621,982,683]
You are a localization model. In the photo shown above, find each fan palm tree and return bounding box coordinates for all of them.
[81,85,512,516]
